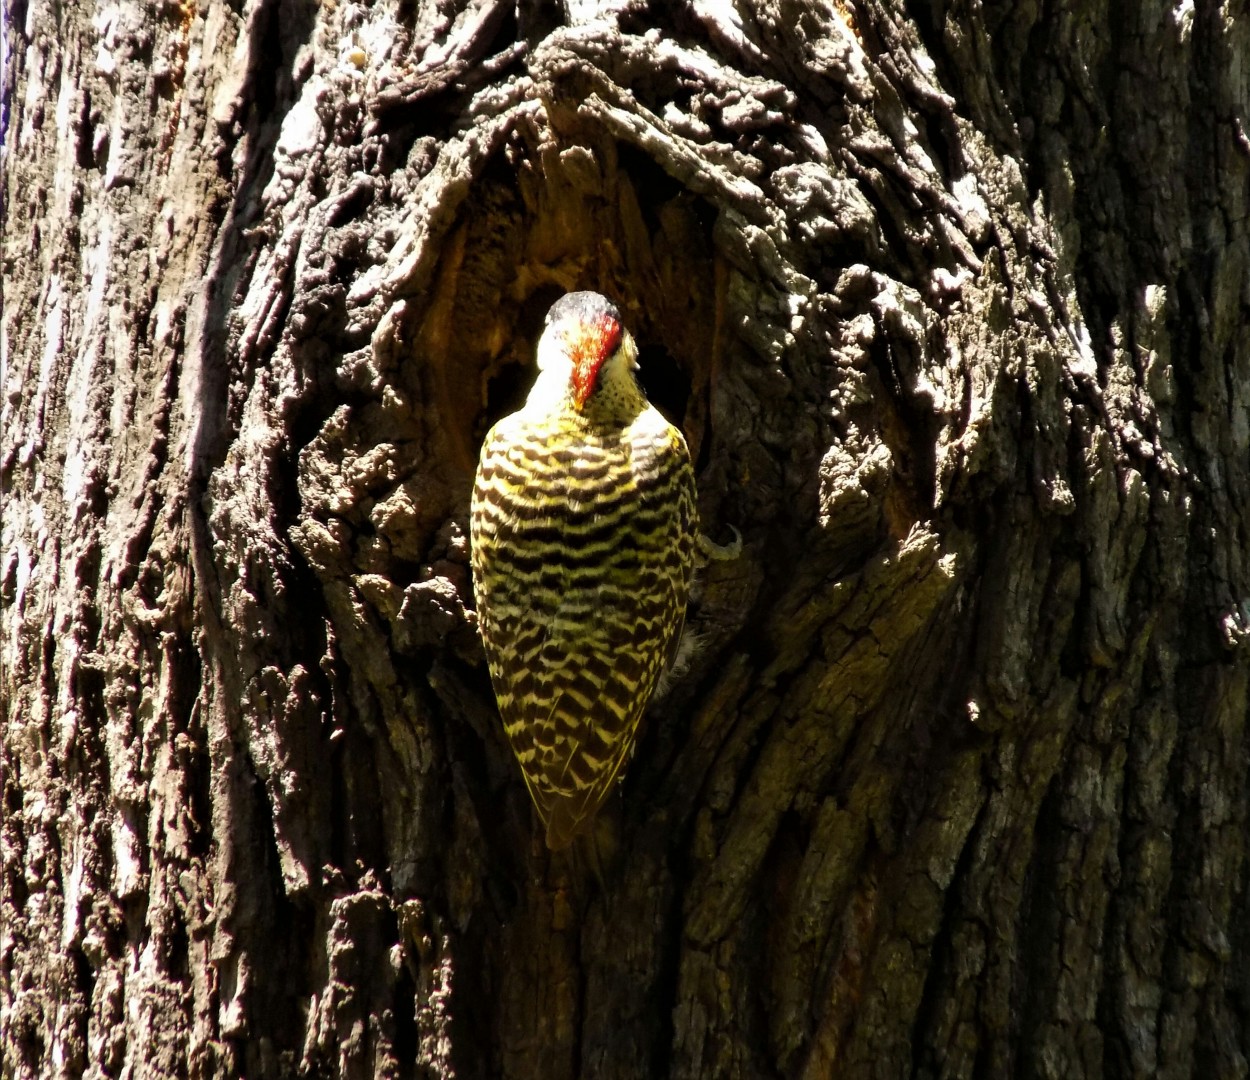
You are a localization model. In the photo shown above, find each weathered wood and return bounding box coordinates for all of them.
[3,1,1248,1077]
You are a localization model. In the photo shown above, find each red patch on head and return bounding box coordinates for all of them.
[568,313,623,408]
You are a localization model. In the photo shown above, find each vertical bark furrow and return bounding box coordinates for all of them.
[5,2,1250,1078]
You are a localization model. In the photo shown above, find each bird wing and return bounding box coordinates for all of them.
[471,414,697,848]
[498,552,676,848]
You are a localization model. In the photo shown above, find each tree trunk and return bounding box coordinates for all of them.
[4,1,1248,1077]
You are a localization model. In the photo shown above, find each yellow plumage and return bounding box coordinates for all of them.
[470,293,697,849]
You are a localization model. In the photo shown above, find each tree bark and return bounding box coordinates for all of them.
[3,1,1249,1077]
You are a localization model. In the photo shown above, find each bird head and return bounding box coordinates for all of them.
[533,292,641,415]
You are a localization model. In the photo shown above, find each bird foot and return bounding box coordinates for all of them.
[698,526,743,562]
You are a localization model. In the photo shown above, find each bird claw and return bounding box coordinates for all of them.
[698,526,742,561]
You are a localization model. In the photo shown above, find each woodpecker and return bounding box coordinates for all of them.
[470,291,698,850]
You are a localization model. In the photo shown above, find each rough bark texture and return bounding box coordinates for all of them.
[3,1,1249,1077]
